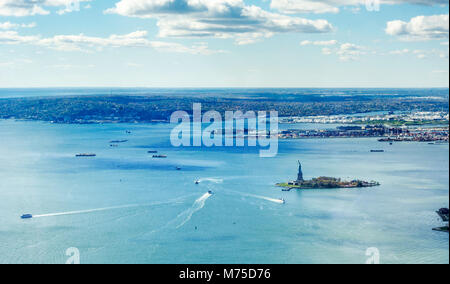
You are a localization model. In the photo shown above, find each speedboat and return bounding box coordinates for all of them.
[76,153,96,157]
[208,191,214,195]
[152,155,167,158]
[21,214,33,219]
[195,180,200,185]
[280,198,286,204]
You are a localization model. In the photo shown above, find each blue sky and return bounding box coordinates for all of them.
[0,0,448,88]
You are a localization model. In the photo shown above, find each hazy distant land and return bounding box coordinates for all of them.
[0,90,448,124]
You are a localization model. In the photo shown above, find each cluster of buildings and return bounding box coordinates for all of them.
[279,124,449,142]
[279,125,401,139]
[379,127,449,142]
[280,111,449,125]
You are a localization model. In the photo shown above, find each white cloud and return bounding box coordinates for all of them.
[300,39,338,46]
[0,30,222,54]
[386,14,449,41]
[271,0,349,14]
[320,42,366,60]
[0,22,36,30]
[302,39,366,60]
[0,0,92,17]
[0,31,40,44]
[270,0,448,14]
[336,42,366,61]
[387,48,448,59]
[105,0,334,44]
[389,48,410,55]
[321,47,333,55]
[0,58,33,68]
[49,64,96,70]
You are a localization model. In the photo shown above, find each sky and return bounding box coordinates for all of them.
[0,0,448,88]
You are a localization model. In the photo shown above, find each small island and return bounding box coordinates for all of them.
[276,162,380,190]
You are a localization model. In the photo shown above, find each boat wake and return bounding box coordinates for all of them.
[197,178,223,184]
[228,190,285,205]
[29,195,192,219]
[173,192,213,229]
[31,204,143,218]
[250,195,285,204]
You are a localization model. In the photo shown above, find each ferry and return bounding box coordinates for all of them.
[109,140,128,143]
[21,214,33,219]
[76,153,96,157]
[152,155,167,158]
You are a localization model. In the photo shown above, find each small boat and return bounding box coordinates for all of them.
[109,140,128,144]
[153,155,167,158]
[176,167,182,171]
[208,191,214,195]
[195,180,200,185]
[21,214,33,219]
[76,153,96,157]
[147,150,158,154]
[370,150,385,153]
[280,198,286,204]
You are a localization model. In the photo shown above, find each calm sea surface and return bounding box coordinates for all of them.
[0,119,448,264]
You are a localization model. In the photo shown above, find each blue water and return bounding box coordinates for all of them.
[0,119,448,264]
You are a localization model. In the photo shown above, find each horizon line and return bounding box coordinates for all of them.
[0,86,449,90]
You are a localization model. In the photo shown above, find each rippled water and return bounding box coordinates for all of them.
[0,120,448,264]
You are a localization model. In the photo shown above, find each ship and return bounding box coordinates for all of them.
[109,140,128,143]
[152,155,167,158]
[21,214,33,219]
[76,153,96,157]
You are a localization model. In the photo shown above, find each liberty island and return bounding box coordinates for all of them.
[276,161,380,190]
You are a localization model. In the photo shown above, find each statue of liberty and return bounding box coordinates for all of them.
[297,161,304,182]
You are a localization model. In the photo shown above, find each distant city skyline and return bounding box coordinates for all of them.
[0,0,449,88]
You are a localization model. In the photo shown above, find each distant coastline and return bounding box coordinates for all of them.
[0,90,448,125]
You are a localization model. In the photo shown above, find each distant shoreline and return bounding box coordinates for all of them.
[1,92,448,125]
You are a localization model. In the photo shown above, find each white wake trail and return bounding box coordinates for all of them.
[228,190,285,204]
[30,195,193,219]
[174,192,213,229]
[32,204,139,218]
[197,178,223,184]
[249,195,285,204]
